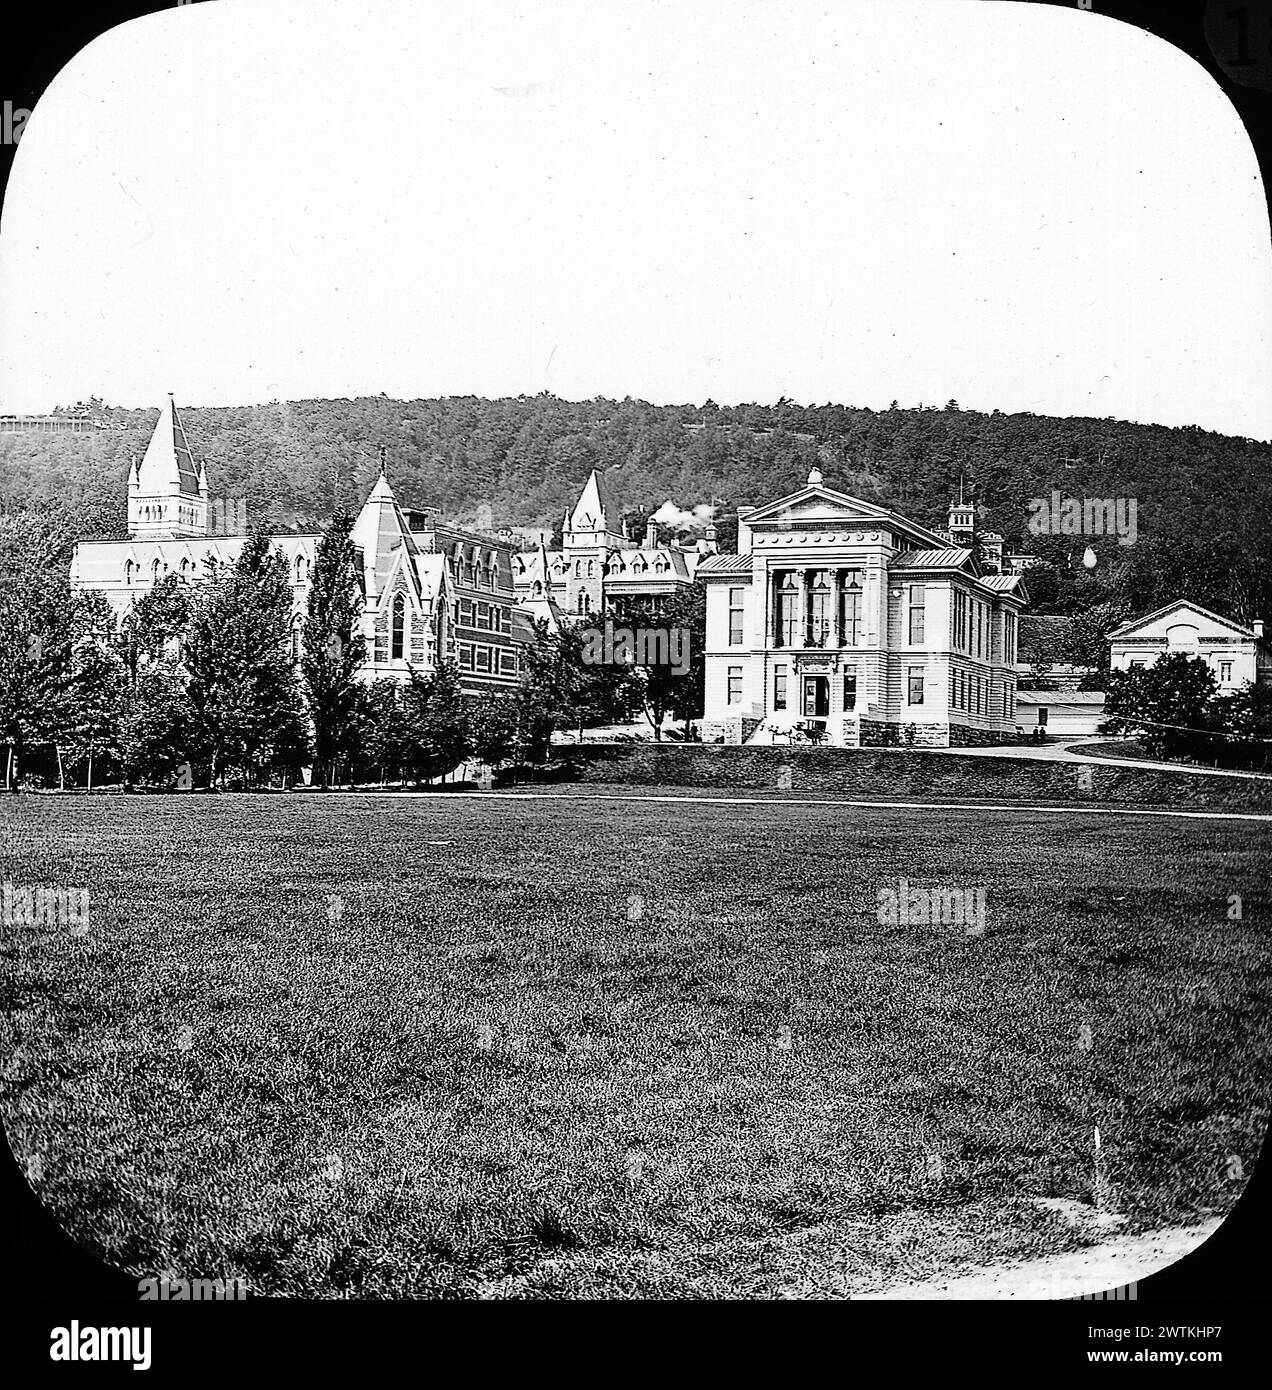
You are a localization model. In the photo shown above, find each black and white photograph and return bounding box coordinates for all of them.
[1,0,1271,1354]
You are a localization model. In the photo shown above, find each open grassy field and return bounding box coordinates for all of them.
[1,791,1269,1298]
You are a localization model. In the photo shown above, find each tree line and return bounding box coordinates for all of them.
[4,392,1270,637]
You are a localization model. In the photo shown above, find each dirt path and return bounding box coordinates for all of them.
[861,1218,1223,1300]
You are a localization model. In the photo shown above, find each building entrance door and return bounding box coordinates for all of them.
[802,675,829,718]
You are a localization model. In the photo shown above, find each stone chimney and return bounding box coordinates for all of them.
[736,506,755,554]
[1254,619,1265,641]
[644,517,658,548]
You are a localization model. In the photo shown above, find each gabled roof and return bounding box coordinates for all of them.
[741,481,951,552]
[136,396,202,495]
[979,573,1027,593]
[1108,599,1258,641]
[516,590,565,634]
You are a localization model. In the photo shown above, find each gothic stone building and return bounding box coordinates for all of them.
[69,398,522,696]
[697,469,1029,746]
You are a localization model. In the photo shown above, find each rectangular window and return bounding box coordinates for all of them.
[475,646,491,672]
[809,576,832,647]
[839,578,863,647]
[907,667,924,705]
[727,665,743,706]
[953,590,966,650]
[908,584,925,645]
[1220,660,1233,683]
[458,643,473,670]
[728,587,745,645]
[774,664,788,711]
[843,668,857,711]
[501,650,517,674]
[776,582,800,648]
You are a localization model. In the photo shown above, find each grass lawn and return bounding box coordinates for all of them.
[1,792,1269,1298]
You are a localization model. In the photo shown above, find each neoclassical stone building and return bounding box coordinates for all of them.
[697,469,1029,746]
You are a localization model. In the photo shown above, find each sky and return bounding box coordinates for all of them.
[1,0,1269,439]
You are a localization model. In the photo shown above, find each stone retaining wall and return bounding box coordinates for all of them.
[542,743,1272,811]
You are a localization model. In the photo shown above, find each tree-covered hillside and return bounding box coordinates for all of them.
[3,394,1270,624]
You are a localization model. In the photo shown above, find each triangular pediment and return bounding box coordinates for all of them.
[1109,600,1254,642]
[745,485,893,528]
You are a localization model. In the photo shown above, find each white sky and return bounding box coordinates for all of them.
[1,0,1269,438]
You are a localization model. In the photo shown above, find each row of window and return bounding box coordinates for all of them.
[457,643,519,676]
[518,554,674,581]
[949,667,1014,718]
[771,571,866,649]
[456,598,511,634]
[724,662,1014,718]
[135,503,202,527]
[952,589,996,660]
[123,553,313,585]
[450,553,501,590]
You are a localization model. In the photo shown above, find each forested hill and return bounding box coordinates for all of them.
[3,394,1270,623]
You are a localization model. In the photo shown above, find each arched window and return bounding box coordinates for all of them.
[532,580,543,598]
[180,557,190,578]
[296,554,308,583]
[391,593,406,661]
[654,558,668,574]
[291,616,303,663]
[574,560,583,578]
[151,559,161,584]
[124,560,134,585]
